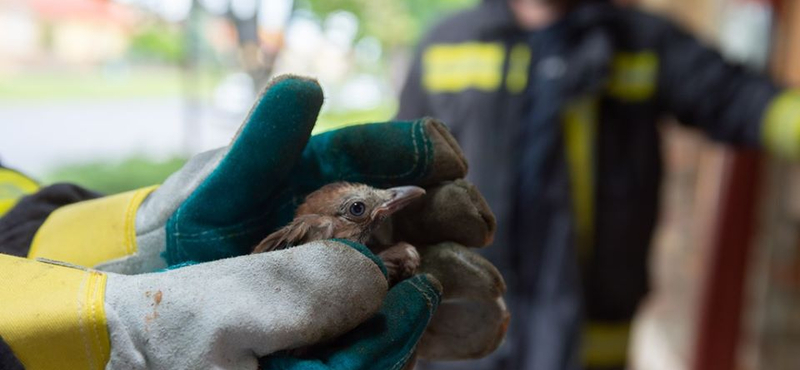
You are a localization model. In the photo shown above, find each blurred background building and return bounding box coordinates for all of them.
[1,0,799,369]
[0,0,473,184]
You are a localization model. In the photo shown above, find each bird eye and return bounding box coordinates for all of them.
[348,201,366,217]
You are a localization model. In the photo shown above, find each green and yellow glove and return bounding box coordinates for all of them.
[2,240,441,370]
[27,75,467,273]
[4,75,506,368]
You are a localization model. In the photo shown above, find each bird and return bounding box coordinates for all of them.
[252,182,426,285]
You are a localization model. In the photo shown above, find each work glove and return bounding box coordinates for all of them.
[20,74,506,363]
[26,75,467,273]
[388,181,509,360]
[1,241,441,370]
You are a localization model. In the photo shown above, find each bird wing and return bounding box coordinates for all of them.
[252,215,337,253]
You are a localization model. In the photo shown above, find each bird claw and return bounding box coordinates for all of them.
[378,242,420,285]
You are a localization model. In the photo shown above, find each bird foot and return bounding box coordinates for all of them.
[378,242,420,285]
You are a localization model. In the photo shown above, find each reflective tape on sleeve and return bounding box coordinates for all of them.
[606,51,658,102]
[506,43,532,94]
[423,42,506,93]
[562,96,598,263]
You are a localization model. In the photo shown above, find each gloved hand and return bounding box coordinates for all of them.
[1,241,441,370]
[27,75,468,274]
[261,271,441,370]
[388,180,509,360]
[19,74,506,364]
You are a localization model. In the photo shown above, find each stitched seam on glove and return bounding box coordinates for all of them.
[390,277,440,370]
[340,121,433,184]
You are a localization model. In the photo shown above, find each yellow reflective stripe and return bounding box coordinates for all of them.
[582,321,631,368]
[607,51,658,101]
[28,186,157,268]
[762,89,800,158]
[423,42,505,93]
[563,97,598,262]
[0,254,109,370]
[0,168,39,217]
[506,43,531,94]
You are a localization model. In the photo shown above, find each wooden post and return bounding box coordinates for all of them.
[692,1,778,369]
[691,150,762,370]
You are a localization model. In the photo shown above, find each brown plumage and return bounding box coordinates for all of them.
[253,182,426,284]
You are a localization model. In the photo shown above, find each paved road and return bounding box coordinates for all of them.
[0,98,244,177]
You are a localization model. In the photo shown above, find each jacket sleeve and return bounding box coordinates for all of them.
[396,44,434,121]
[0,336,24,370]
[656,19,784,148]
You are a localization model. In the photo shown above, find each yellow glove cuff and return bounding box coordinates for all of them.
[0,168,39,217]
[0,254,109,370]
[28,186,157,268]
[762,89,800,159]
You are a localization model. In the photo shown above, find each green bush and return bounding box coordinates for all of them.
[129,25,186,63]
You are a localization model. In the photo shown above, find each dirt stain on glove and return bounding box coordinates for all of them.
[144,290,163,329]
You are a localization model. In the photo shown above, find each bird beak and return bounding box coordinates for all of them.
[373,186,426,218]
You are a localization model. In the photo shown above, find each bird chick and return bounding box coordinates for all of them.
[253,182,426,285]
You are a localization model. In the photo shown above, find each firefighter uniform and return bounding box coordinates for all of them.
[398,1,800,369]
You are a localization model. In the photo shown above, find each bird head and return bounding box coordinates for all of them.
[253,182,426,253]
[297,182,426,228]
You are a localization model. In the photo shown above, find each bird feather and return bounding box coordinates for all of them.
[253,214,336,253]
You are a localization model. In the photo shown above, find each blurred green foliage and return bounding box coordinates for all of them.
[314,103,397,134]
[44,157,187,194]
[129,25,186,63]
[300,0,478,47]
[0,69,223,101]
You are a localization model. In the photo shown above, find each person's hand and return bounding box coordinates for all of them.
[27,75,467,274]
[386,180,509,360]
[21,74,507,363]
[1,241,441,370]
[261,272,441,370]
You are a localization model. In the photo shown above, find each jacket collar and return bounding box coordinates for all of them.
[476,0,520,37]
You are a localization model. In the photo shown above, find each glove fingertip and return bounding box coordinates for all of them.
[421,118,468,183]
[243,75,323,143]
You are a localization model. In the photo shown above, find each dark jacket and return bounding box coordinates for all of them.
[398,1,783,369]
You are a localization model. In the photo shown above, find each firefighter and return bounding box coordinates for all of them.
[0,76,505,369]
[398,0,800,369]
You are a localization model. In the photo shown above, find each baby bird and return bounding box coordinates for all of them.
[253,182,426,284]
